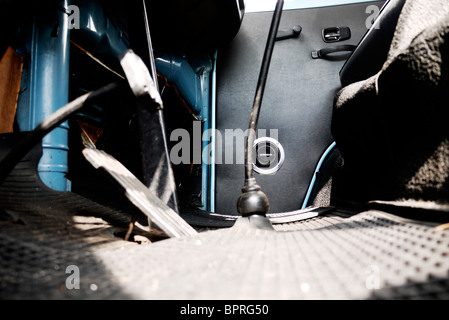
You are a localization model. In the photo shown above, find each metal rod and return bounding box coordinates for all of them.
[237,0,284,218]
[142,0,159,92]
[245,0,284,181]
[140,1,180,212]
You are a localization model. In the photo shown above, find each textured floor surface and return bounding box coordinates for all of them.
[1,197,449,300]
[1,143,449,300]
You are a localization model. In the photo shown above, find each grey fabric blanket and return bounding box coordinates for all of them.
[331,0,449,208]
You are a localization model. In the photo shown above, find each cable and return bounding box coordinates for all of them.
[301,142,337,208]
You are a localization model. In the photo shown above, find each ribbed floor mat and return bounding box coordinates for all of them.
[1,140,449,299]
[2,204,449,299]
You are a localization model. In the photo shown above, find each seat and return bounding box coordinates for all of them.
[329,0,449,210]
[339,0,406,87]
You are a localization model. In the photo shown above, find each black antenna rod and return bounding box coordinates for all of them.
[237,0,284,217]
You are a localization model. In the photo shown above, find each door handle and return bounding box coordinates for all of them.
[322,26,351,43]
[311,44,356,59]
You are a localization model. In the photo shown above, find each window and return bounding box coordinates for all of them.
[244,0,379,13]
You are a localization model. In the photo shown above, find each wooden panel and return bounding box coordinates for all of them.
[0,47,23,134]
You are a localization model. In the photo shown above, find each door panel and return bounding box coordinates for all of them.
[215,1,386,214]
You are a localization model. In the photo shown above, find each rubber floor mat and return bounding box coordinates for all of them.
[1,140,449,299]
[2,198,449,299]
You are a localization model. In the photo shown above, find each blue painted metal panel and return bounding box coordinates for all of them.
[155,55,203,117]
[210,52,218,212]
[198,59,213,211]
[72,0,129,60]
[17,0,72,191]
[156,54,216,210]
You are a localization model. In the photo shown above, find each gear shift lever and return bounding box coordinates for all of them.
[237,0,284,222]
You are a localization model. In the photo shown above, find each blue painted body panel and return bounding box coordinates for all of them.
[156,54,216,211]
[17,0,71,191]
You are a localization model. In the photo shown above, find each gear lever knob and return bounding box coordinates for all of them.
[237,178,270,216]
